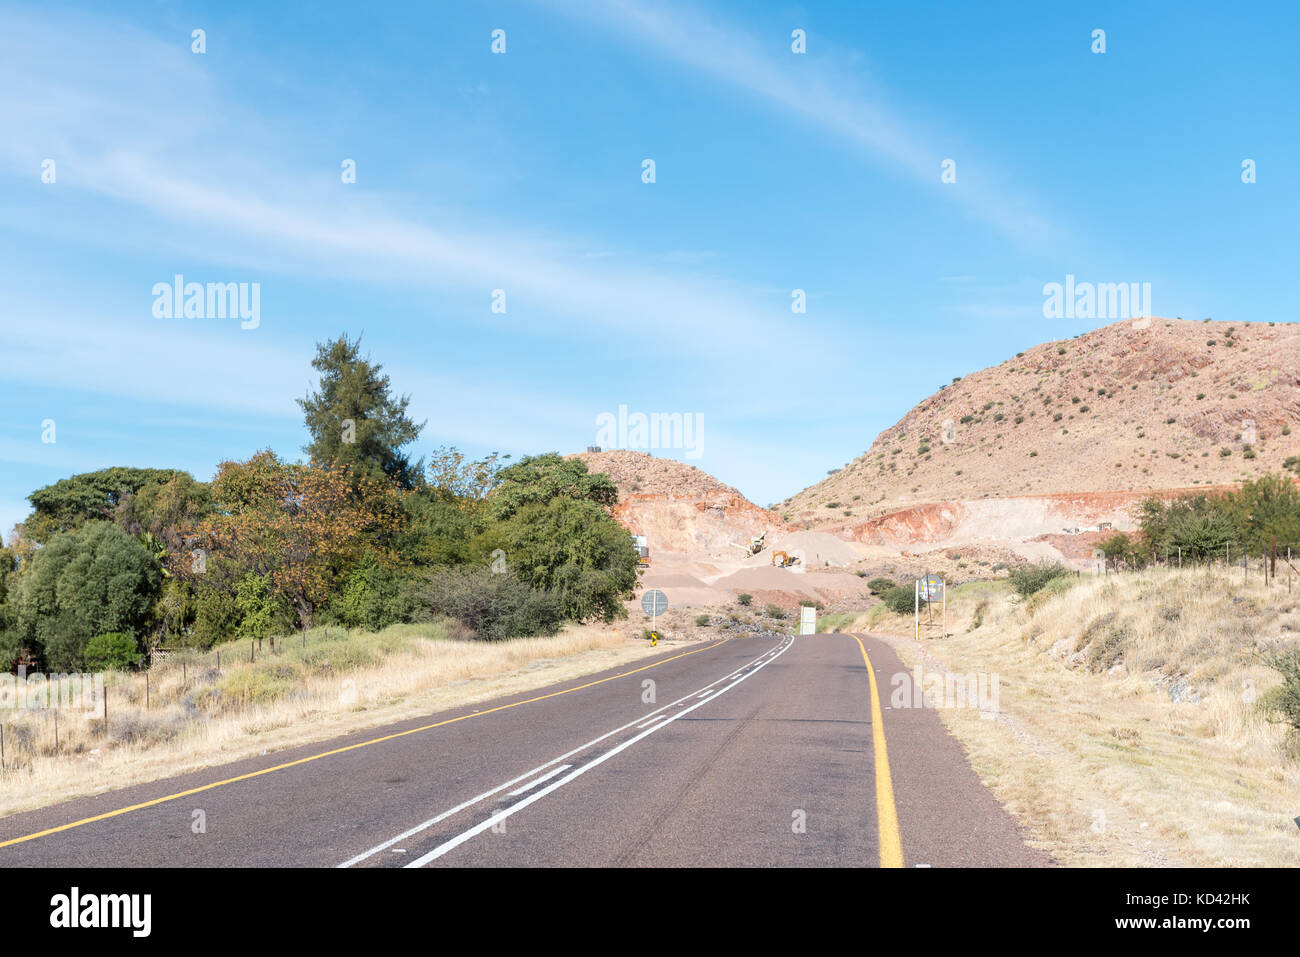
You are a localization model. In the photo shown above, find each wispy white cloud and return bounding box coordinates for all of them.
[533,0,1063,250]
[0,7,824,362]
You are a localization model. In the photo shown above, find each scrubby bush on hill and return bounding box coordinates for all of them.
[882,585,920,615]
[1259,646,1300,732]
[1009,561,1071,598]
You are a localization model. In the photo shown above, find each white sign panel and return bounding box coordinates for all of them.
[799,605,816,635]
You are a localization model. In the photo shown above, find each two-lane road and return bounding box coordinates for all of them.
[0,633,1051,867]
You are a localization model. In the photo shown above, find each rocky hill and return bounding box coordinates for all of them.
[571,450,788,560]
[782,318,1300,528]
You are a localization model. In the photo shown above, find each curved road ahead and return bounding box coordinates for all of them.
[0,634,1051,867]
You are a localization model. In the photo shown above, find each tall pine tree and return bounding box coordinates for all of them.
[298,334,426,488]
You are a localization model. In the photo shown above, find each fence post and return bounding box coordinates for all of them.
[146,671,150,710]
[1,722,4,769]
[54,707,58,754]
[250,642,255,664]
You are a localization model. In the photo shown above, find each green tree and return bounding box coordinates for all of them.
[329,551,420,631]
[426,446,506,505]
[190,451,404,628]
[15,521,162,670]
[0,536,17,670]
[298,334,426,488]
[395,490,485,568]
[83,632,143,671]
[1225,474,1300,560]
[491,453,618,520]
[114,472,213,552]
[234,573,294,641]
[1139,493,1235,559]
[1097,532,1146,569]
[25,467,184,542]
[493,497,637,622]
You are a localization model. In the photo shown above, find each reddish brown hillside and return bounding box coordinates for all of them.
[783,318,1300,527]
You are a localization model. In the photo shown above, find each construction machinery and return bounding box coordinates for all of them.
[770,550,800,568]
[728,531,766,557]
[632,534,651,570]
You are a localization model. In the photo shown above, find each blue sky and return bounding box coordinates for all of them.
[2,0,1297,536]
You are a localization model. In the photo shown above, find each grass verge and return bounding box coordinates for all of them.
[0,620,690,818]
[866,566,1300,866]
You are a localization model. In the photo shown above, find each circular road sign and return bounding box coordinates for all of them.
[641,589,669,616]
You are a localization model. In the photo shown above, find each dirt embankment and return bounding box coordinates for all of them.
[572,450,879,613]
[832,484,1245,557]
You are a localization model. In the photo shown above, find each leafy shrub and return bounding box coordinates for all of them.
[867,577,895,595]
[694,614,711,627]
[329,552,420,631]
[1009,561,1071,597]
[737,593,753,606]
[883,585,919,615]
[84,632,142,671]
[15,521,161,670]
[417,565,563,641]
[190,579,241,649]
[235,573,295,642]
[765,604,787,620]
[493,497,636,623]
[1259,647,1300,731]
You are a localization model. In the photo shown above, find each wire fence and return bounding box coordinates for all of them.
[1094,541,1300,586]
[0,625,356,773]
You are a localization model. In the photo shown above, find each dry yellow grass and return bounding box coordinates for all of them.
[866,567,1300,866]
[0,620,692,818]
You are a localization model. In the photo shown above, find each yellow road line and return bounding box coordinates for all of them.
[851,634,904,868]
[0,637,733,851]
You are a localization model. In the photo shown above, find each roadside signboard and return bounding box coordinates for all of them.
[915,575,947,639]
[799,605,816,635]
[641,589,668,638]
[641,590,668,616]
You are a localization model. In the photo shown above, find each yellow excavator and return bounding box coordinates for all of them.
[728,531,766,557]
[770,550,800,568]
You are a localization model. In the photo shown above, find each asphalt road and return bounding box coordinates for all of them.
[0,633,1051,867]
